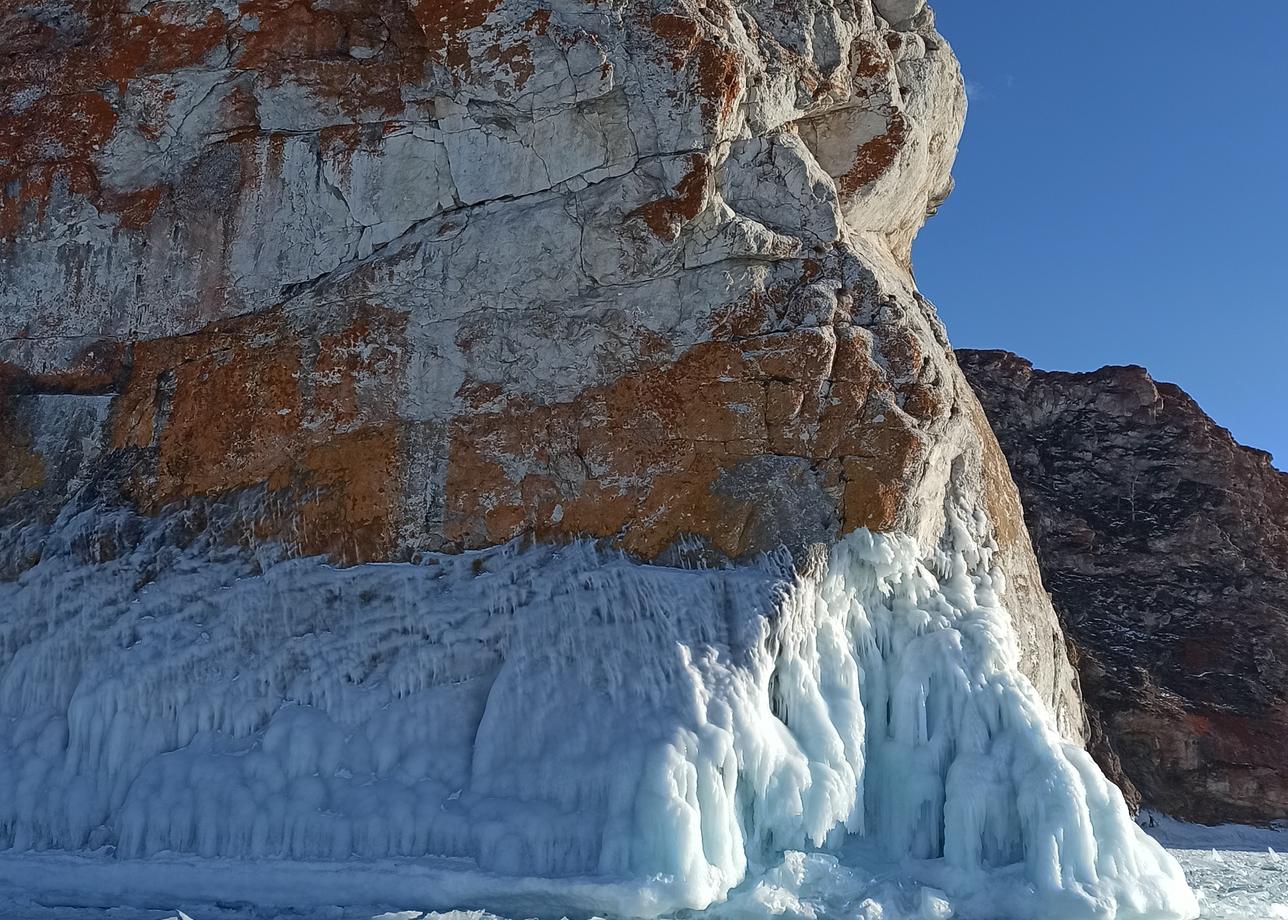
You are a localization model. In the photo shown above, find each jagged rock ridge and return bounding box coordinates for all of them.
[960,349,1288,825]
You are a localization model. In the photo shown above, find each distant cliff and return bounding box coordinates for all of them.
[960,349,1288,824]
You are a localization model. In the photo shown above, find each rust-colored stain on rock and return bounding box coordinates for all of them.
[646,10,743,127]
[412,0,502,69]
[111,307,407,562]
[443,300,932,559]
[628,155,712,241]
[838,111,908,197]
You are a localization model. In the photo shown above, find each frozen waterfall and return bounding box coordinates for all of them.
[0,501,1198,919]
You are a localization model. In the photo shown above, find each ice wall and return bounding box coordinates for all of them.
[0,499,1197,919]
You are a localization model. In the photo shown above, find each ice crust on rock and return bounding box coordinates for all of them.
[0,500,1196,919]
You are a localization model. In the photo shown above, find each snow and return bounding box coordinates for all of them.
[0,495,1198,918]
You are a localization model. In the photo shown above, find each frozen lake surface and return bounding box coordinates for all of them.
[0,814,1281,920]
[1142,813,1288,920]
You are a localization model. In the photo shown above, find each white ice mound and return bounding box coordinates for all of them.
[0,499,1197,919]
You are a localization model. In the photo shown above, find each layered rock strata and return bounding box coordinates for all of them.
[960,349,1288,825]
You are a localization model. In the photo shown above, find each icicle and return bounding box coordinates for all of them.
[0,502,1197,918]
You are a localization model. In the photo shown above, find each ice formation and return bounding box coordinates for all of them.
[0,496,1198,919]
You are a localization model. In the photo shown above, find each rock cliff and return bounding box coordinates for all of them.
[0,2,1204,916]
[960,349,1288,825]
[1,0,1080,719]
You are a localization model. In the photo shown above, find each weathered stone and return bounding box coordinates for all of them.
[961,349,1288,823]
[0,1,1080,733]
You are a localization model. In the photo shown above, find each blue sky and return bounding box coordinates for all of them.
[914,3,1287,468]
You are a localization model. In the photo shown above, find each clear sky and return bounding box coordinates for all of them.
[914,3,1288,468]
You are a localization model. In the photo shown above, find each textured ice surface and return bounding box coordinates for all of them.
[0,839,1276,920]
[1139,813,1288,920]
[0,498,1197,918]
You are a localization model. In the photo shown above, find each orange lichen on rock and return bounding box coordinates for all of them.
[443,296,930,559]
[0,92,118,170]
[646,10,743,127]
[110,306,407,562]
[98,6,228,83]
[646,11,703,70]
[839,423,925,534]
[236,0,347,68]
[0,92,118,238]
[259,425,403,562]
[229,1,431,114]
[0,0,437,239]
[409,0,560,92]
[628,155,712,241]
[157,335,305,498]
[411,0,502,69]
[838,110,908,197]
[0,1,241,235]
[443,374,762,559]
[311,310,405,429]
[877,324,945,421]
[854,34,894,81]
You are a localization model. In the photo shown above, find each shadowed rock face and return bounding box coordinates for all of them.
[960,349,1288,824]
[0,0,1081,730]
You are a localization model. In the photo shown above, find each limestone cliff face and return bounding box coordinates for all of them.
[0,1,1079,728]
[960,349,1288,824]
